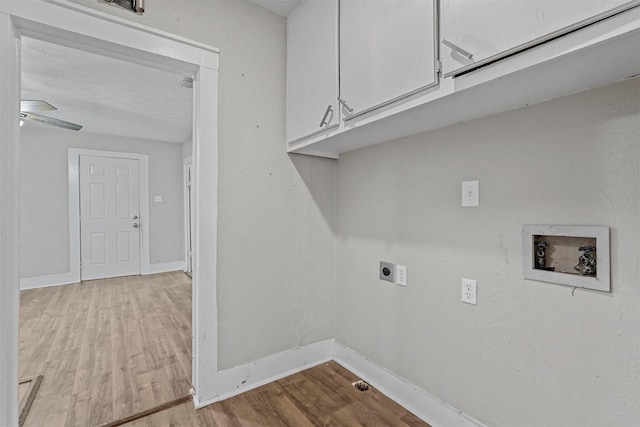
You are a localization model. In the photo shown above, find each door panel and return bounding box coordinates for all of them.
[80,155,140,280]
[116,183,132,219]
[116,232,132,263]
[286,0,339,143]
[90,233,107,265]
[340,0,437,117]
[441,0,634,75]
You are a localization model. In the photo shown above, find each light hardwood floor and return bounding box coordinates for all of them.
[20,272,428,426]
[19,271,192,427]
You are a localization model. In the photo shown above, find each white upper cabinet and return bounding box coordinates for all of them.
[441,0,636,76]
[339,0,438,119]
[287,0,339,144]
[285,0,639,158]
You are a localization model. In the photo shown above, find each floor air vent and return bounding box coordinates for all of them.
[351,380,370,392]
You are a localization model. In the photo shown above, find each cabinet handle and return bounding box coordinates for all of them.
[337,97,354,115]
[442,39,474,60]
[319,104,333,128]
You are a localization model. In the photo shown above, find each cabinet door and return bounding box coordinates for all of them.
[441,0,635,76]
[287,0,339,144]
[340,0,438,119]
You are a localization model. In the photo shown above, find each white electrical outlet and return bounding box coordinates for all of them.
[396,265,407,286]
[461,180,479,207]
[461,278,477,305]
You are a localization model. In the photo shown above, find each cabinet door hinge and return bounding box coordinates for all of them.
[436,59,443,76]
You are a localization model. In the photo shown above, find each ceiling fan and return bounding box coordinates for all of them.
[20,100,83,131]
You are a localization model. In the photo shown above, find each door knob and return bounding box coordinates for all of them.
[133,215,138,220]
[133,223,139,228]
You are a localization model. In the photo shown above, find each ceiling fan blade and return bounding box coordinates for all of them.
[21,112,83,131]
[20,100,57,112]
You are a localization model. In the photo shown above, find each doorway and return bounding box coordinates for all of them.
[0,3,220,425]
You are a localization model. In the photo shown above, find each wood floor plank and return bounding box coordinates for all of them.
[21,272,428,427]
[280,371,349,421]
[118,361,430,427]
[19,271,192,427]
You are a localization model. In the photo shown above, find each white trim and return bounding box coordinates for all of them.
[211,339,335,407]
[0,12,21,423]
[20,272,77,290]
[191,64,219,404]
[3,0,218,72]
[183,156,193,274]
[333,341,487,427]
[522,224,610,292]
[0,3,219,424]
[43,0,220,55]
[196,339,486,427]
[145,261,186,275]
[68,148,150,278]
[19,261,184,290]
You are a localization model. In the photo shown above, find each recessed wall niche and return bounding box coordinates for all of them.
[523,225,610,292]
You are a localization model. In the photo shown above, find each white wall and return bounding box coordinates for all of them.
[182,136,192,159]
[19,126,185,278]
[336,78,640,426]
[14,2,638,424]
[66,0,337,369]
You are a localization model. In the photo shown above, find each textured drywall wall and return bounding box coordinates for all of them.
[336,78,640,426]
[182,136,192,159]
[19,126,184,278]
[65,0,337,368]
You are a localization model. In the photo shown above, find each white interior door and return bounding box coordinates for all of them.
[80,155,141,280]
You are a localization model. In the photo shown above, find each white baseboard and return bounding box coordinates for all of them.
[198,339,485,427]
[143,261,186,275]
[333,341,486,427]
[20,272,78,290]
[20,261,185,290]
[204,339,335,408]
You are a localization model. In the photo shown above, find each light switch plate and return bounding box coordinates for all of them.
[462,180,479,207]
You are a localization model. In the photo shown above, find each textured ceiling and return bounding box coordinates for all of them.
[21,37,192,144]
[247,0,301,17]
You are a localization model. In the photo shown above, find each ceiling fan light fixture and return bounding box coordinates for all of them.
[20,100,57,112]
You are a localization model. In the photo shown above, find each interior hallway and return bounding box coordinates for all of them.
[19,271,192,426]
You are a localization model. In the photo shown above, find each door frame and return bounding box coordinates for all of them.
[0,1,220,423]
[183,155,193,275]
[69,148,150,281]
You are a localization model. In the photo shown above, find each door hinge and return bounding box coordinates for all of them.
[436,59,443,76]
